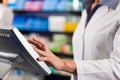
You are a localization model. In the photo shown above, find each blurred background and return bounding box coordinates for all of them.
[2,0,82,80]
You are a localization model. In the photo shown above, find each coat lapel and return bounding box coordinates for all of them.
[85,6,109,32]
[116,0,120,11]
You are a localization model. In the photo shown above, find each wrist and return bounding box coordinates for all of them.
[61,59,77,74]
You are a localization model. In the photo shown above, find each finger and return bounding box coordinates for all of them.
[37,57,51,66]
[28,38,43,50]
[33,37,47,49]
[34,47,48,57]
[33,37,49,51]
[29,38,47,51]
[27,38,33,42]
[37,57,48,62]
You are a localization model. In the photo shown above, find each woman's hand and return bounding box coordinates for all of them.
[28,37,64,71]
[28,37,77,74]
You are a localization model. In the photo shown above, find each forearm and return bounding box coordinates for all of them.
[61,59,77,74]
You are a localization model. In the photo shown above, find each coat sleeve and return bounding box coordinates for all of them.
[74,22,120,80]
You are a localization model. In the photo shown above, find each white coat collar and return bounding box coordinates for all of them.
[99,0,119,10]
[116,0,120,11]
[85,5,109,32]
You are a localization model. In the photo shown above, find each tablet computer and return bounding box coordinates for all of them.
[0,25,51,78]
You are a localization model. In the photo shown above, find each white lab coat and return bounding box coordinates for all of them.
[72,0,120,80]
[0,3,13,25]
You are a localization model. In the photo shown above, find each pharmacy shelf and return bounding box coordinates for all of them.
[8,0,82,79]
[20,30,73,35]
[12,7,79,80]
[14,10,81,13]
[54,52,73,59]
[13,10,81,17]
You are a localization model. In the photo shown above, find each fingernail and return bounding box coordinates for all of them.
[37,58,39,61]
[37,57,41,61]
[33,47,36,50]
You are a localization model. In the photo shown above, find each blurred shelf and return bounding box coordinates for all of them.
[20,30,73,36]
[54,52,73,58]
[13,10,81,13]
[13,10,81,17]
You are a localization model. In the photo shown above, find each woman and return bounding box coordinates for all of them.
[28,0,120,80]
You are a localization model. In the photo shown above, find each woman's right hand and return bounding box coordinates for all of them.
[28,37,65,71]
